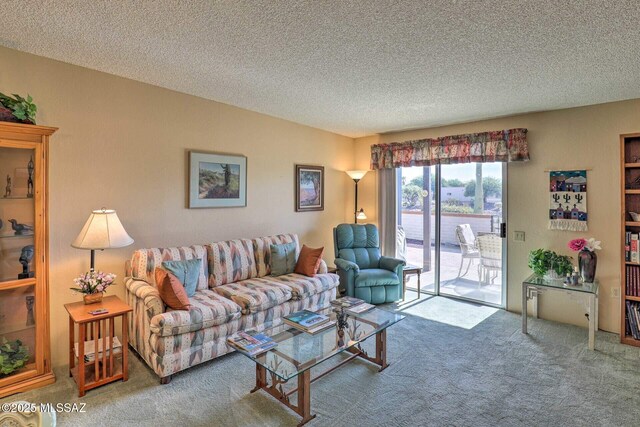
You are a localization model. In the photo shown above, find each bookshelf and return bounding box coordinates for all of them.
[621,132,640,347]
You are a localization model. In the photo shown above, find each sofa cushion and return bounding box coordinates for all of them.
[355,269,399,288]
[252,234,299,277]
[270,242,297,276]
[155,268,191,310]
[150,318,242,357]
[212,278,292,314]
[268,273,339,300]
[150,289,242,336]
[294,245,324,277]
[162,259,201,297]
[130,245,209,291]
[207,239,257,287]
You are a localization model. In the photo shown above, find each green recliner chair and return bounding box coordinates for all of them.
[333,223,405,304]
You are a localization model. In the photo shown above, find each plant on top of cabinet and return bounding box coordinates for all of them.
[0,92,37,124]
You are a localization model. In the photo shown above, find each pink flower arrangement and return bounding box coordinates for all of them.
[568,238,587,252]
[568,237,601,252]
[70,270,116,295]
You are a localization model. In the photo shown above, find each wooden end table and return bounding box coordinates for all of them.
[402,265,422,300]
[64,295,132,396]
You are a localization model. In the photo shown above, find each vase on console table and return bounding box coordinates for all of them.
[578,249,597,283]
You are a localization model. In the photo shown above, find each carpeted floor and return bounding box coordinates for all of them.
[3,293,640,427]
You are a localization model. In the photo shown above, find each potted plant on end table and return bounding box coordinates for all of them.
[71,271,117,304]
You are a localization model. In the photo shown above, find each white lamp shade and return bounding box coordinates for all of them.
[71,209,134,250]
[356,209,367,220]
[345,170,368,180]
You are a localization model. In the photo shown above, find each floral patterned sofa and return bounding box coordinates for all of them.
[124,233,338,383]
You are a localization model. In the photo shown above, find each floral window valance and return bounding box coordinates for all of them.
[370,128,529,170]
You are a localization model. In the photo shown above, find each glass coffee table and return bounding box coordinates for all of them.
[235,306,404,426]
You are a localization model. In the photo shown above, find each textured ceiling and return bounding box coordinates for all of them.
[1,1,639,137]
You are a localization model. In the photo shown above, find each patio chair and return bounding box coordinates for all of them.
[476,233,502,287]
[455,224,479,278]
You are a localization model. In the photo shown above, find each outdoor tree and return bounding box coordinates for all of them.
[464,176,501,206]
[402,184,425,208]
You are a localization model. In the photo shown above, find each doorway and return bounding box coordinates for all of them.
[398,163,507,307]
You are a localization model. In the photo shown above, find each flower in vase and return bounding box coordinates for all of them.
[70,270,116,295]
[568,238,587,252]
[584,238,602,252]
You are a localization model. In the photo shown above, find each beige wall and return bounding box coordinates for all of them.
[0,46,355,368]
[356,99,640,334]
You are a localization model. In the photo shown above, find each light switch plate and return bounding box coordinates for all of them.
[513,231,526,241]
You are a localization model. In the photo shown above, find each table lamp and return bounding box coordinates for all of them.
[345,170,368,223]
[71,208,134,270]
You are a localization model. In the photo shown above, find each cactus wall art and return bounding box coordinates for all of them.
[549,170,588,231]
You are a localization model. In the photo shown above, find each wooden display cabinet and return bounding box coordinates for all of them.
[0,122,56,397]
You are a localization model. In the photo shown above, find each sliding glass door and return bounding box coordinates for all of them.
[398,163,506,307]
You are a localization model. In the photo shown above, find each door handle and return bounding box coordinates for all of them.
[500,223,507,238]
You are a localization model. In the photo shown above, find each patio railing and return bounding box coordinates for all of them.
[401,210,498,246]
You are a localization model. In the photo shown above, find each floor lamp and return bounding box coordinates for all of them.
[71,208,134,271]
[345,170,368,223]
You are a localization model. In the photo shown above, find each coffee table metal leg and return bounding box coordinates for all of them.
[376,329,388,371]
[297,370,315,426]
[251,364,267,393]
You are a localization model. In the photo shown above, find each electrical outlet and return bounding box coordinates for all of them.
[513,231,525,241]
[612,288,620,298]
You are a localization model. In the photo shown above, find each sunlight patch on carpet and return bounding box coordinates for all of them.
[399,296,499,330]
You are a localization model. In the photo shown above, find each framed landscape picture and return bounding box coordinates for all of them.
[295,164,324,212]
[189,151,247,208]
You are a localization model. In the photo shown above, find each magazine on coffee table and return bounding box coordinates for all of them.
[227,330,277,356]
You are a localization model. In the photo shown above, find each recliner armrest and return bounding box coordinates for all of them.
[379,256,405,272]
[334,258,360,273]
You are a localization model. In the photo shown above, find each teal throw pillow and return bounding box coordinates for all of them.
[162,258,201,297]
[270,242,297,276]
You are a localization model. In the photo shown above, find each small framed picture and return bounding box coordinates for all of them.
[295,165,324,212]
[189,151,247,208]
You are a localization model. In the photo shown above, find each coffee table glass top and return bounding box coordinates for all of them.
[523,274,598,294]
[235,307,404,381]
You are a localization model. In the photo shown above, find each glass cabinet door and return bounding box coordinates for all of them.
[0,284,37,380]
[0,146,37,283]
[0,145,39,383]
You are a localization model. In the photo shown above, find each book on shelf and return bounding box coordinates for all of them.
[74,336,122,363]
[284,310,330,332]
[227,330,277,356]
[625,231,631,262]
[631,234,639,264]
[626,301,640,340]
[627,264,640,297]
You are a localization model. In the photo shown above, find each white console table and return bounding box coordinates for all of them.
[522,274,599,350]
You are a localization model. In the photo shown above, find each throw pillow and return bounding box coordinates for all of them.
[161,258,201,297]
[155,268,191,310]
[270,242,297,276]
[294,245,324,277]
